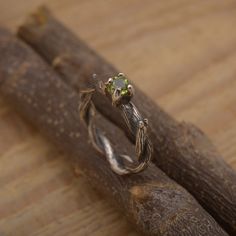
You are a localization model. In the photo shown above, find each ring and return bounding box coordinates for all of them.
[79,73,153,175]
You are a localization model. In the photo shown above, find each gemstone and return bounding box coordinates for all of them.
[106,75,129,96]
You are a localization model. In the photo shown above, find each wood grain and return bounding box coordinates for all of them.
[0,0,236,235]
[1,28,230,236]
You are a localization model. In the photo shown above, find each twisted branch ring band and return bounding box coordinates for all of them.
[79,73,153,175]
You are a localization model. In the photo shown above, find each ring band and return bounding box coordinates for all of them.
[79,73,153,175]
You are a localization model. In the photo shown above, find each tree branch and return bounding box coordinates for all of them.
[0,28,228,236]
[17,6,236,235]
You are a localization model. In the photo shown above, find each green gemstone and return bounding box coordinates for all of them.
[107,75,129,96]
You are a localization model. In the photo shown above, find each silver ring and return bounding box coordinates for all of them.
[79,73,153,175]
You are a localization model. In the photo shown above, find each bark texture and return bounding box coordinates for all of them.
[0,28,229,236]
[17,7,236,235]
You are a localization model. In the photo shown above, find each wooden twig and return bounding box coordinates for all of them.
[0,28,229,236]
[17,7,236,235]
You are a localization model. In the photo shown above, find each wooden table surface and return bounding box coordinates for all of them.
[0,0,236,235]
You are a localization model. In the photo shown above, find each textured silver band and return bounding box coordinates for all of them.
[79,75,153,175]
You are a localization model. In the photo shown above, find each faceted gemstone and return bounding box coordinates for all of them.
[106,75,129,96]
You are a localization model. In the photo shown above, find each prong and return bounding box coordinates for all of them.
[112,88,122,106]
[118,73,124,77]
[108,77,113,84]
[127,84,134,96]
[105,77,113,85]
